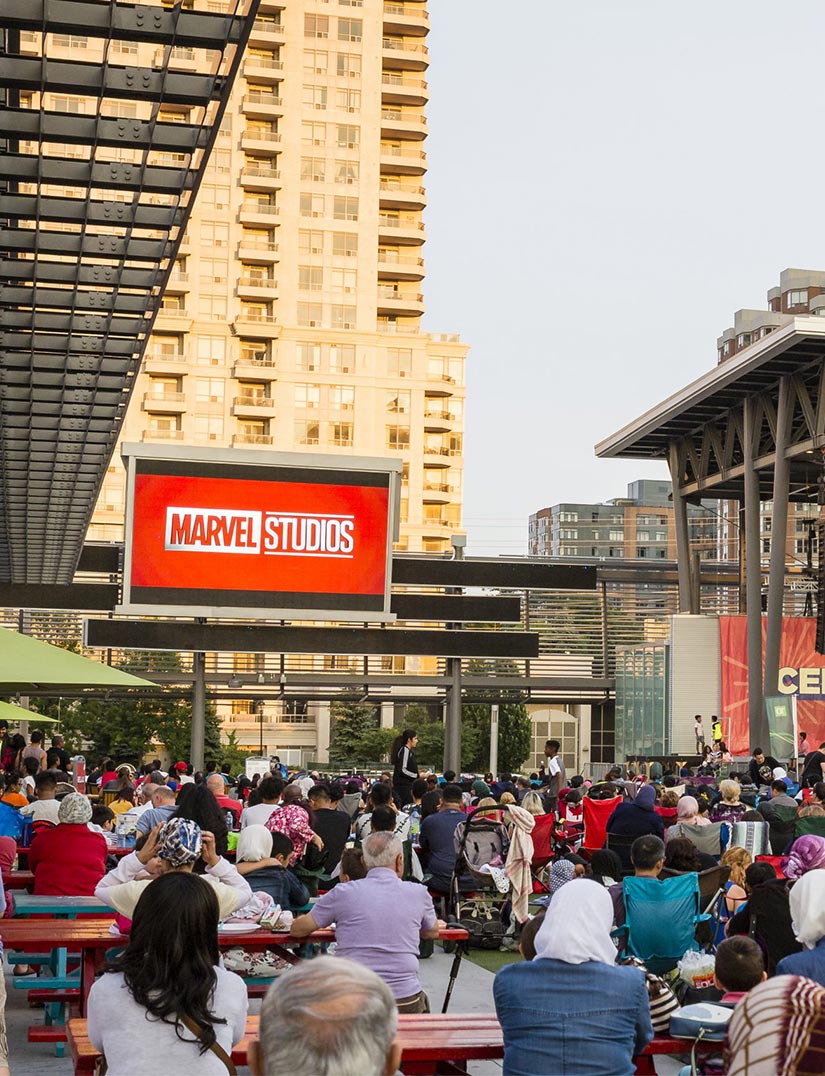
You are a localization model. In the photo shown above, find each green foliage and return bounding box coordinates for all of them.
[328,701,381,766]
[219,731,253,775]
[458,659,532,774]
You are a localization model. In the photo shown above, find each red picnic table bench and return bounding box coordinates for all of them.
[2,870,34,891]
[65,1013,719,1076]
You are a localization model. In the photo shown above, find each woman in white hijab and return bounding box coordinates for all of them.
[775,870,825,985]
[493,879,653,1076]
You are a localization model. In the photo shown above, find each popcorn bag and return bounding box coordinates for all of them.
[677,950,716,990]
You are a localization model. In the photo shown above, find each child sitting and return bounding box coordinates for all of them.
[714,936,766,1005]
[339,848,366,883]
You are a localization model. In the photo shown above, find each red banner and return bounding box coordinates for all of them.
[720,616,825,753]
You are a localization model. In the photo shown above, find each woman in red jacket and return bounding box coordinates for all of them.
[28,792,108,896]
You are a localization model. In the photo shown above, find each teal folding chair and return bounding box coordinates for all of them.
[614,873,711,975]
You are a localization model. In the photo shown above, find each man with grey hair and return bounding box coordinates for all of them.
[291,830,443,1012]
[249,956,401,1076]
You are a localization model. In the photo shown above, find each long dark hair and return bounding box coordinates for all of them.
[175,783,229,867]
[391,728,416,765]
[107,873,225,1052]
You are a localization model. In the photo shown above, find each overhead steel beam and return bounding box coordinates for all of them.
[0,107,208,153]
[392,557,596,590]
[84,619,541,660]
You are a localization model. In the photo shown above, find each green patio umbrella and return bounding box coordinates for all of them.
[0,700,59,724]
[0,627,154,693]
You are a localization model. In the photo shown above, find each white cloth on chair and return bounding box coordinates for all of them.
[504,804,535,923]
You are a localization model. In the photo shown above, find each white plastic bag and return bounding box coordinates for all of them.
[677,949,716,990]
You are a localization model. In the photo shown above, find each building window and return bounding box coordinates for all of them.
[294,384,321,409]
[298,266,324,291]
[298,229,324,255]
[332,231,358,257]
[304,14,329,38]
[301,121,326,146]
[300,157,326,181]
[195,336,225,365]
[386,390,410,413]
[330,422,353,446]
[336,124,359,148]
[387,425,410,450]
[330,268,356,294]
[296,343,321,371]
[300,193,325,218]
[302,84,328,110]
[336,88,361,112]
[334,160,359,184]
[388,348,412,377]
[197,294,226,319]
[608,530,623,541]
[295,419,320,445]
[337,17,362,41]
[333,196,358,221]
[337,52,361,77]
[297,302,323,327]
[329,344,354,373]
[303,49,328,74]
[195,378,224,403]
[787,289,808,307]
[194,414,224,441]
[330,304,356,329]
[330,385,354,409]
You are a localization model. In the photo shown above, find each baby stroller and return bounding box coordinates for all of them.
[446,805,511,950]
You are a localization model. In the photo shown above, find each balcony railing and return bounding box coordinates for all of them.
[378,253,424,267]
[241,202,280,215]
[239,275,277,288]
[237,356,276,367]
[378,215,424,230]
[378,288,424,302]
[381,145,425,159]
[146,352,186,363]
[382,73,427,89]
[244,92,283,106]
[385,3,428,15]
[380,181,425,195]
[234,395,274,408]
[146,429,184,440]
[245,57,284,71]
[242,129,281,143]
[253,17,283,32]
[382,37,428,53]
[234,433,274,445]
[239,239,279,252]
[241,166,281,180]
[146,392,185,404]
[158,306,188,316]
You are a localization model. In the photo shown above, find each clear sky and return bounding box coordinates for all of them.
[420,0,825,556]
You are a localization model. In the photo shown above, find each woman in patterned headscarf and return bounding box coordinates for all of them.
[785,834,825,880]
[725,975,825,1076]
[95,817,252,922]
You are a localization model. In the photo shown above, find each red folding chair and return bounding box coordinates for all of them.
[582,795,621,856]
[530,812,556,892]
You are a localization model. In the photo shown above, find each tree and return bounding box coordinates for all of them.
[328,701,380,766]
[459,659,532,774]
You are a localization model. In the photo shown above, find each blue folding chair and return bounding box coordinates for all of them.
[615,873,711,975]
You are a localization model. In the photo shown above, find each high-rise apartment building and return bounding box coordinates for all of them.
[17,1,468,762]
[68,0,468,557]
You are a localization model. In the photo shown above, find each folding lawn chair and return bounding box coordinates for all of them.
[728,819,769,858]
[793,815,825,841]
[529,812,556,892]
[605,832,637,876]
[615,873,711,975]
[581,795,621,856]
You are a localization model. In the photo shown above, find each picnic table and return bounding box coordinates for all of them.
[64,1015,721,1076]
[0,919,470,1014]
[2,870,34,891]
[12,894,111,917]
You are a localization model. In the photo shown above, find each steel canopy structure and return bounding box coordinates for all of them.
[596,317,825,748]
[0,0,260,585]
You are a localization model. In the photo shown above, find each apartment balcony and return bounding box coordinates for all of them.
[237,275,278,300]
[379,143,426,175]
[154,307,192,331]
[382,36,429,70]
[379,179,426,210]
[232,313,280,337]
[381,72,429,107]
[377,289,425,317]
[232,433,274,447]
[237,238,280,264]
[384,3,429,37]
[144,351,187,375]
[142,392,186,414]
[380,108,427,141]
[249,16,284,46]
[422,481,454,503]
[232,395,276,418]
[424,382,455,399]
[422,446,450,464]
[378,214,425,245]
[423,406,456,432]
[233,356,276,378]
[154,46,198,70]
[240,165,282,192]
[377,251,425,281]
[241,91,284,119]
[164,272,190,293]
[240,129,281,152]
[143,428,184,442]
[242,55,284,83]
[239,202,280,226]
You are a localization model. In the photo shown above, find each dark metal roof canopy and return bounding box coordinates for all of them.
[0,0,260,584]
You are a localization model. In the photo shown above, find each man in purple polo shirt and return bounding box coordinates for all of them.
[290,830,443,1012]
